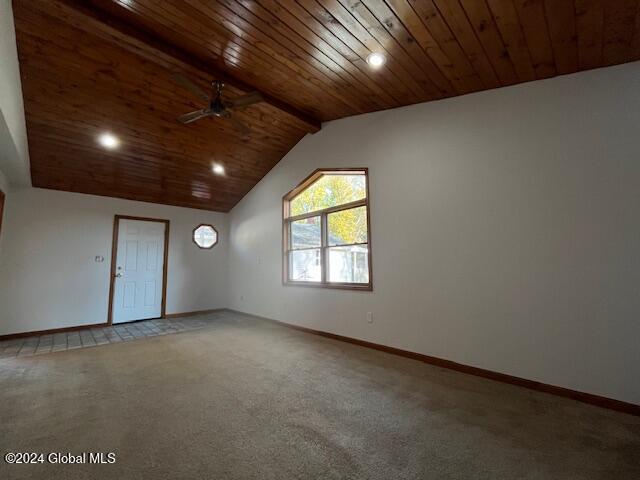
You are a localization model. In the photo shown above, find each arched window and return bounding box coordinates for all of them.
[283,169,371,290]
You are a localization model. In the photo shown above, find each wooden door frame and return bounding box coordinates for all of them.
[107,215,170,325]
[0,188,5,236]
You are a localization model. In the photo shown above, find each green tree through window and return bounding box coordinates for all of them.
[290,174,367,246]
[290,174,365,215]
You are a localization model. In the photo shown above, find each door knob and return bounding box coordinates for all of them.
[115,272,123,278]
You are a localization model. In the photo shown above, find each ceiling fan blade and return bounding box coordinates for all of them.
[231,117,251,137]
[227,91,263,109]
[178,109,211,124]
[222,111,251,136]
[172,73,210,102]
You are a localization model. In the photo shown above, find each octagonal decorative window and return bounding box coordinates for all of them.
[193,224,218,249]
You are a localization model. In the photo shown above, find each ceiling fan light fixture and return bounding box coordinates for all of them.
[212,163,225,175]
[98,132,119,149]
[367,52,386,68]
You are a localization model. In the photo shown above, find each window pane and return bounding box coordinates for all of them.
[327,206,367,246]
[328,245,369,284]
[290,216,320,249]
[290,174,366,215]
[193,225,217,248]
[290,249,322,282]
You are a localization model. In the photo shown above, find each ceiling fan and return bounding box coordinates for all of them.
[172,73,263,136]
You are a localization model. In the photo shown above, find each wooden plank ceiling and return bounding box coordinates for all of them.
[14,0,640,211]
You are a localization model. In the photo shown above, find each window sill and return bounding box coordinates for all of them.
[283,280,372,291]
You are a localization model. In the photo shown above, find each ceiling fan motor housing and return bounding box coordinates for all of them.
[210,96,226,116]
[210,80,226,115]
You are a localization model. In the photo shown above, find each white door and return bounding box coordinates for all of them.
[112,219,166,324]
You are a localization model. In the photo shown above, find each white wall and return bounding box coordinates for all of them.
[0,188,229,335]
[229,62,640,405]
[0,0,30,187]
[0,168,8,194]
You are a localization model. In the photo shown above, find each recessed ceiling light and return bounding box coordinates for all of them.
[367,52,386,68]
[212,163,225,175]
[98,133,119,149]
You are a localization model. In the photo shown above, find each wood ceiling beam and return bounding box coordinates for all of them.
[55,0,321,133]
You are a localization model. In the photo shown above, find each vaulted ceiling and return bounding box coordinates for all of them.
[14,0,640,211]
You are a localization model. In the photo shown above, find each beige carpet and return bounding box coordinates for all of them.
[1,311,639,479]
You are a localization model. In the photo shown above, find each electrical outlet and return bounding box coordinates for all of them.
[366,312,373,324]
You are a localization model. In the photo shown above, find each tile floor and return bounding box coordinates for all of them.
[0,315,216,359]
